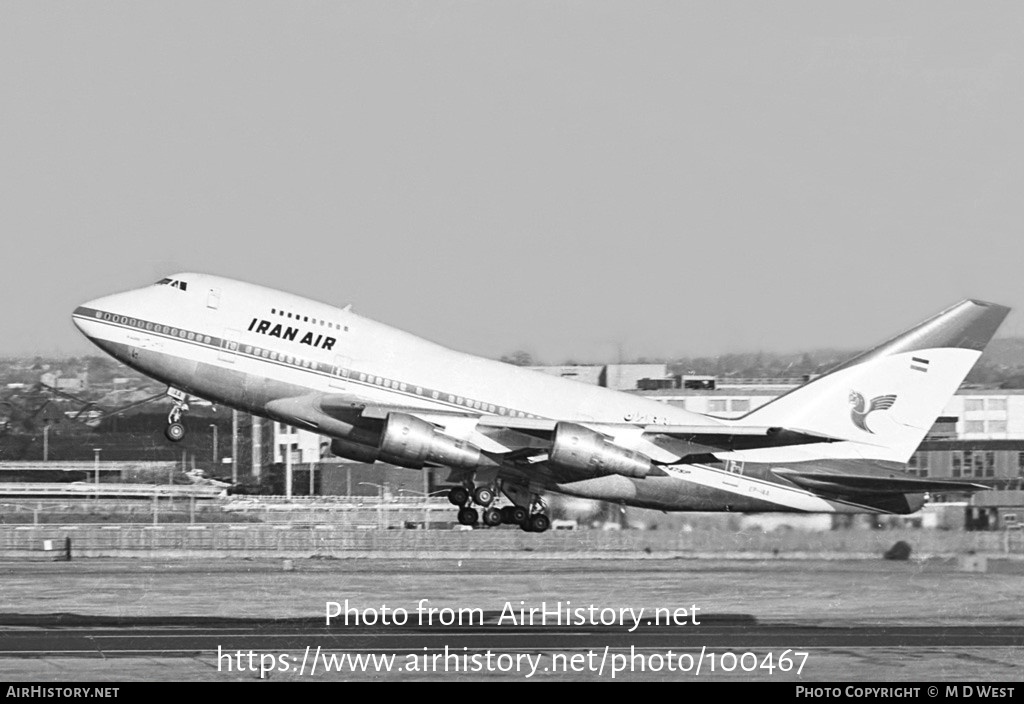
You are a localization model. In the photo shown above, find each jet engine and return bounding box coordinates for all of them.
[548,422,652,479]
[377,412,485,469]
[330,414,485,469]
[330,438,383,464]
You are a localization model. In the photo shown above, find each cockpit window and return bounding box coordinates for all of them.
[156,278,188,291]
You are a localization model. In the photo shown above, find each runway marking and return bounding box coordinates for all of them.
[2,623,1022,659]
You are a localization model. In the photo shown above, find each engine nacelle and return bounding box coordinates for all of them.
[549,422,652,479]
[330,438,381,464]
[377,412,484,470]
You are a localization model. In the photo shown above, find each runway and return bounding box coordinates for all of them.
[1,613,1024,657]
[1,557,1021,680]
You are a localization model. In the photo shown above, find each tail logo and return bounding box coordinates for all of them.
[849,391,897,433]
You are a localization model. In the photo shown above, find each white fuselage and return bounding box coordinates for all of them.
[73,273,951,516]
[73,273,722,430]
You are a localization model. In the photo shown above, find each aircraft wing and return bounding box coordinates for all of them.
[350,403,836,450]
[275,395,838,457]
[263,394,961,497]
[262,393,838,460]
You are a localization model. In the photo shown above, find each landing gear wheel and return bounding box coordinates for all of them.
[528,514,551,533]
[165,396,189,443]
[511,507,529,526]
[457,507,479,526]
[472,486,494,507]
[482,507,503,526]
[164,422,186,442]
[448,487,470,506]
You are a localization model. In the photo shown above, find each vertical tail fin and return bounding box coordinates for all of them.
[743,300,1010,463]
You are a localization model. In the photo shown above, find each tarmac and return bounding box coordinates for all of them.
[0,557,1021,681]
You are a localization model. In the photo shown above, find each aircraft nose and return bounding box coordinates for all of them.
[71,292,133,339]
[71,310,86,335]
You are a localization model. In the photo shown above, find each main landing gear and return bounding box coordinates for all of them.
[447,484,550,532]
[164,397,189,443]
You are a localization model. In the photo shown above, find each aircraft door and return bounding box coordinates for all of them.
[330,355,352,389]
[219,329,240,363]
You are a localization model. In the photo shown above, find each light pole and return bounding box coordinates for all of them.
[92,448,101,486]
[231,409,238,485]
[251,415,262,479]
[42,423,50,462]
[284,436,293,500]
[209,424,218,469]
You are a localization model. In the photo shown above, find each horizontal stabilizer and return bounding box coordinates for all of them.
[773,468,988,495]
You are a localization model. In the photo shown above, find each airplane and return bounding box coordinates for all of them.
[72,274,1009,532]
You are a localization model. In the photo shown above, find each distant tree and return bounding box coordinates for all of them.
[85,356,119,384]
[965,362,1000,386]
[500,350,535,367]
[785,352,816,376]
[999,375,1024,389]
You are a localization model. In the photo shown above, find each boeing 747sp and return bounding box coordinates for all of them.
[73,274,1008,532]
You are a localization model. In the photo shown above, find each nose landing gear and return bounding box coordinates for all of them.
[164,395,189,443]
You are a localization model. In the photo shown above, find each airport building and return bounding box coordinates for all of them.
[271,421,323,465]
[528,363,672,390]
[636,385,1024,438]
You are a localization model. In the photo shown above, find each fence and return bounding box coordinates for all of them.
[1,524,1020,559]
[0,483,224,498]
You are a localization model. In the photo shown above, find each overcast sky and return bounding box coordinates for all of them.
[2,2,1023,363]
